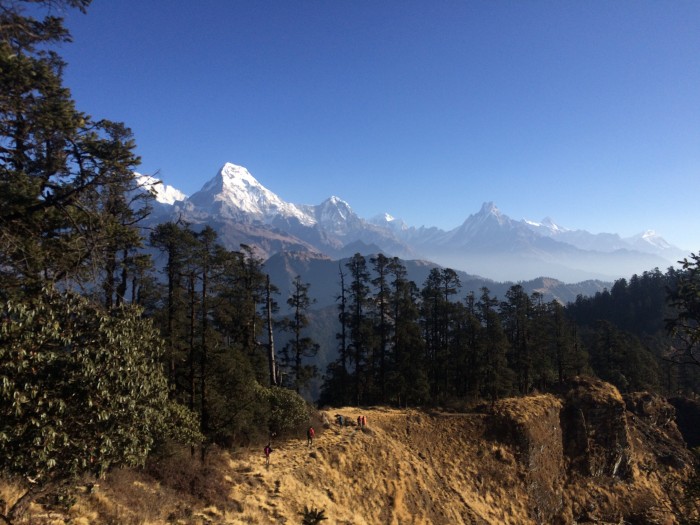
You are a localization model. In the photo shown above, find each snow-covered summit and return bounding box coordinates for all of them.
[524,217,569,235]
[297,195,362,235]
[439,201,522,248]
[370,212,410,232]
[322,196,352,218]
[626,230,673,251]
[135,173,187,205]
[475,201,509,226]
[187,163,315,225]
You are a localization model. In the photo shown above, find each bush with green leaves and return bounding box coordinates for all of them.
[265,385,310,435]
[0,287,200,523]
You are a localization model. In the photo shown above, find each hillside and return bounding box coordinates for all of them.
[5,379,698,524]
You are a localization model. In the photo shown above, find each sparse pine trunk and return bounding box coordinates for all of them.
[188,270,197,458]
[266,274,278,386]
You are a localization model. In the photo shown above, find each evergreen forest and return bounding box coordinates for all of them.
[320,254,700,407]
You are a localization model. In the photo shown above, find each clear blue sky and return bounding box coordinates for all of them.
[59,1,700,251]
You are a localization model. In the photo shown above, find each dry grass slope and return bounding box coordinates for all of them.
[3,385,698,524]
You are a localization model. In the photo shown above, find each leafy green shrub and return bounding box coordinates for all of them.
[264,385,309,435]
[0,287,199,522]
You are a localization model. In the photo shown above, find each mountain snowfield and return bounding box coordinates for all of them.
[135,173,187,205]
[185,163,315,226]
[141,162,687,282]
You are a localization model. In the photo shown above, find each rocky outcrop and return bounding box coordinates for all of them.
[561,377,632,479]
[490,395,565,523]
[486,378,697,524]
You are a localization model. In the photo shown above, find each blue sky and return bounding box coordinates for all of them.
[59,1,700,251]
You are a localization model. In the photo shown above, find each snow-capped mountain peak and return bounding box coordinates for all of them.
[480,201,500,215]
[135,173,187,205]
[474,201,510,227]
[321,196,353,219]
[370,212,410,232]
[626,230,673,251]
[218,162,264,192]
[188,163,315,226]
[304,196,358,232]
[524,216,569,235]
[200,162,263,197]
[327,195,347,206]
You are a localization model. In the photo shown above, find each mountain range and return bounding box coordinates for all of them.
[137,162,687,283]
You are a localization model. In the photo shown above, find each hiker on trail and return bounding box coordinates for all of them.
[362,415,367,427]
[264,443,273,466]
[336,414,344,427]
[357,415,362,427]
[307,426,315,446]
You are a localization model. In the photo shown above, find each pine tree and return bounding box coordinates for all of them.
[460,292,484,399]
[319,263,351,406]
[549,300,588,384]
[196,226,219,456]
[387,257,428,405]
[501,285,533,394]
[478,288,513,401]
[346,253,373,405]
[213,245,268,380]
[420,268,461,401]
[280,276,319,394]
[667,253,700,368]
[0,1,142,299]
[149,222,197,392]
[370,253,392,401]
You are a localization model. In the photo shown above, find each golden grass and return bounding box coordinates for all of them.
[3,401,698,524]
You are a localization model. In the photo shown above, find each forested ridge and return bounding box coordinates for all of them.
[1,2,699,524]
[318,254,700,407]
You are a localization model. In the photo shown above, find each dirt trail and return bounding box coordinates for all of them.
[223,407,527,525]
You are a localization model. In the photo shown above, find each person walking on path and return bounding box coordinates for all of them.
[264,443,273,467]
[307,426,315,447]
[357,415,362,427]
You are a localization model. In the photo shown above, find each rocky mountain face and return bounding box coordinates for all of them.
[143,162,686,283]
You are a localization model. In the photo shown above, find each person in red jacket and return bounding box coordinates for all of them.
[307,426,315,447]
[264,443,273,466]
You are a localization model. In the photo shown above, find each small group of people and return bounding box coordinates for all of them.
[263,412,373,466]
[335,413,368,428]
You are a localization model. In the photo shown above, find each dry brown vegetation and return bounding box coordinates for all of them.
[2,379,698,524]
